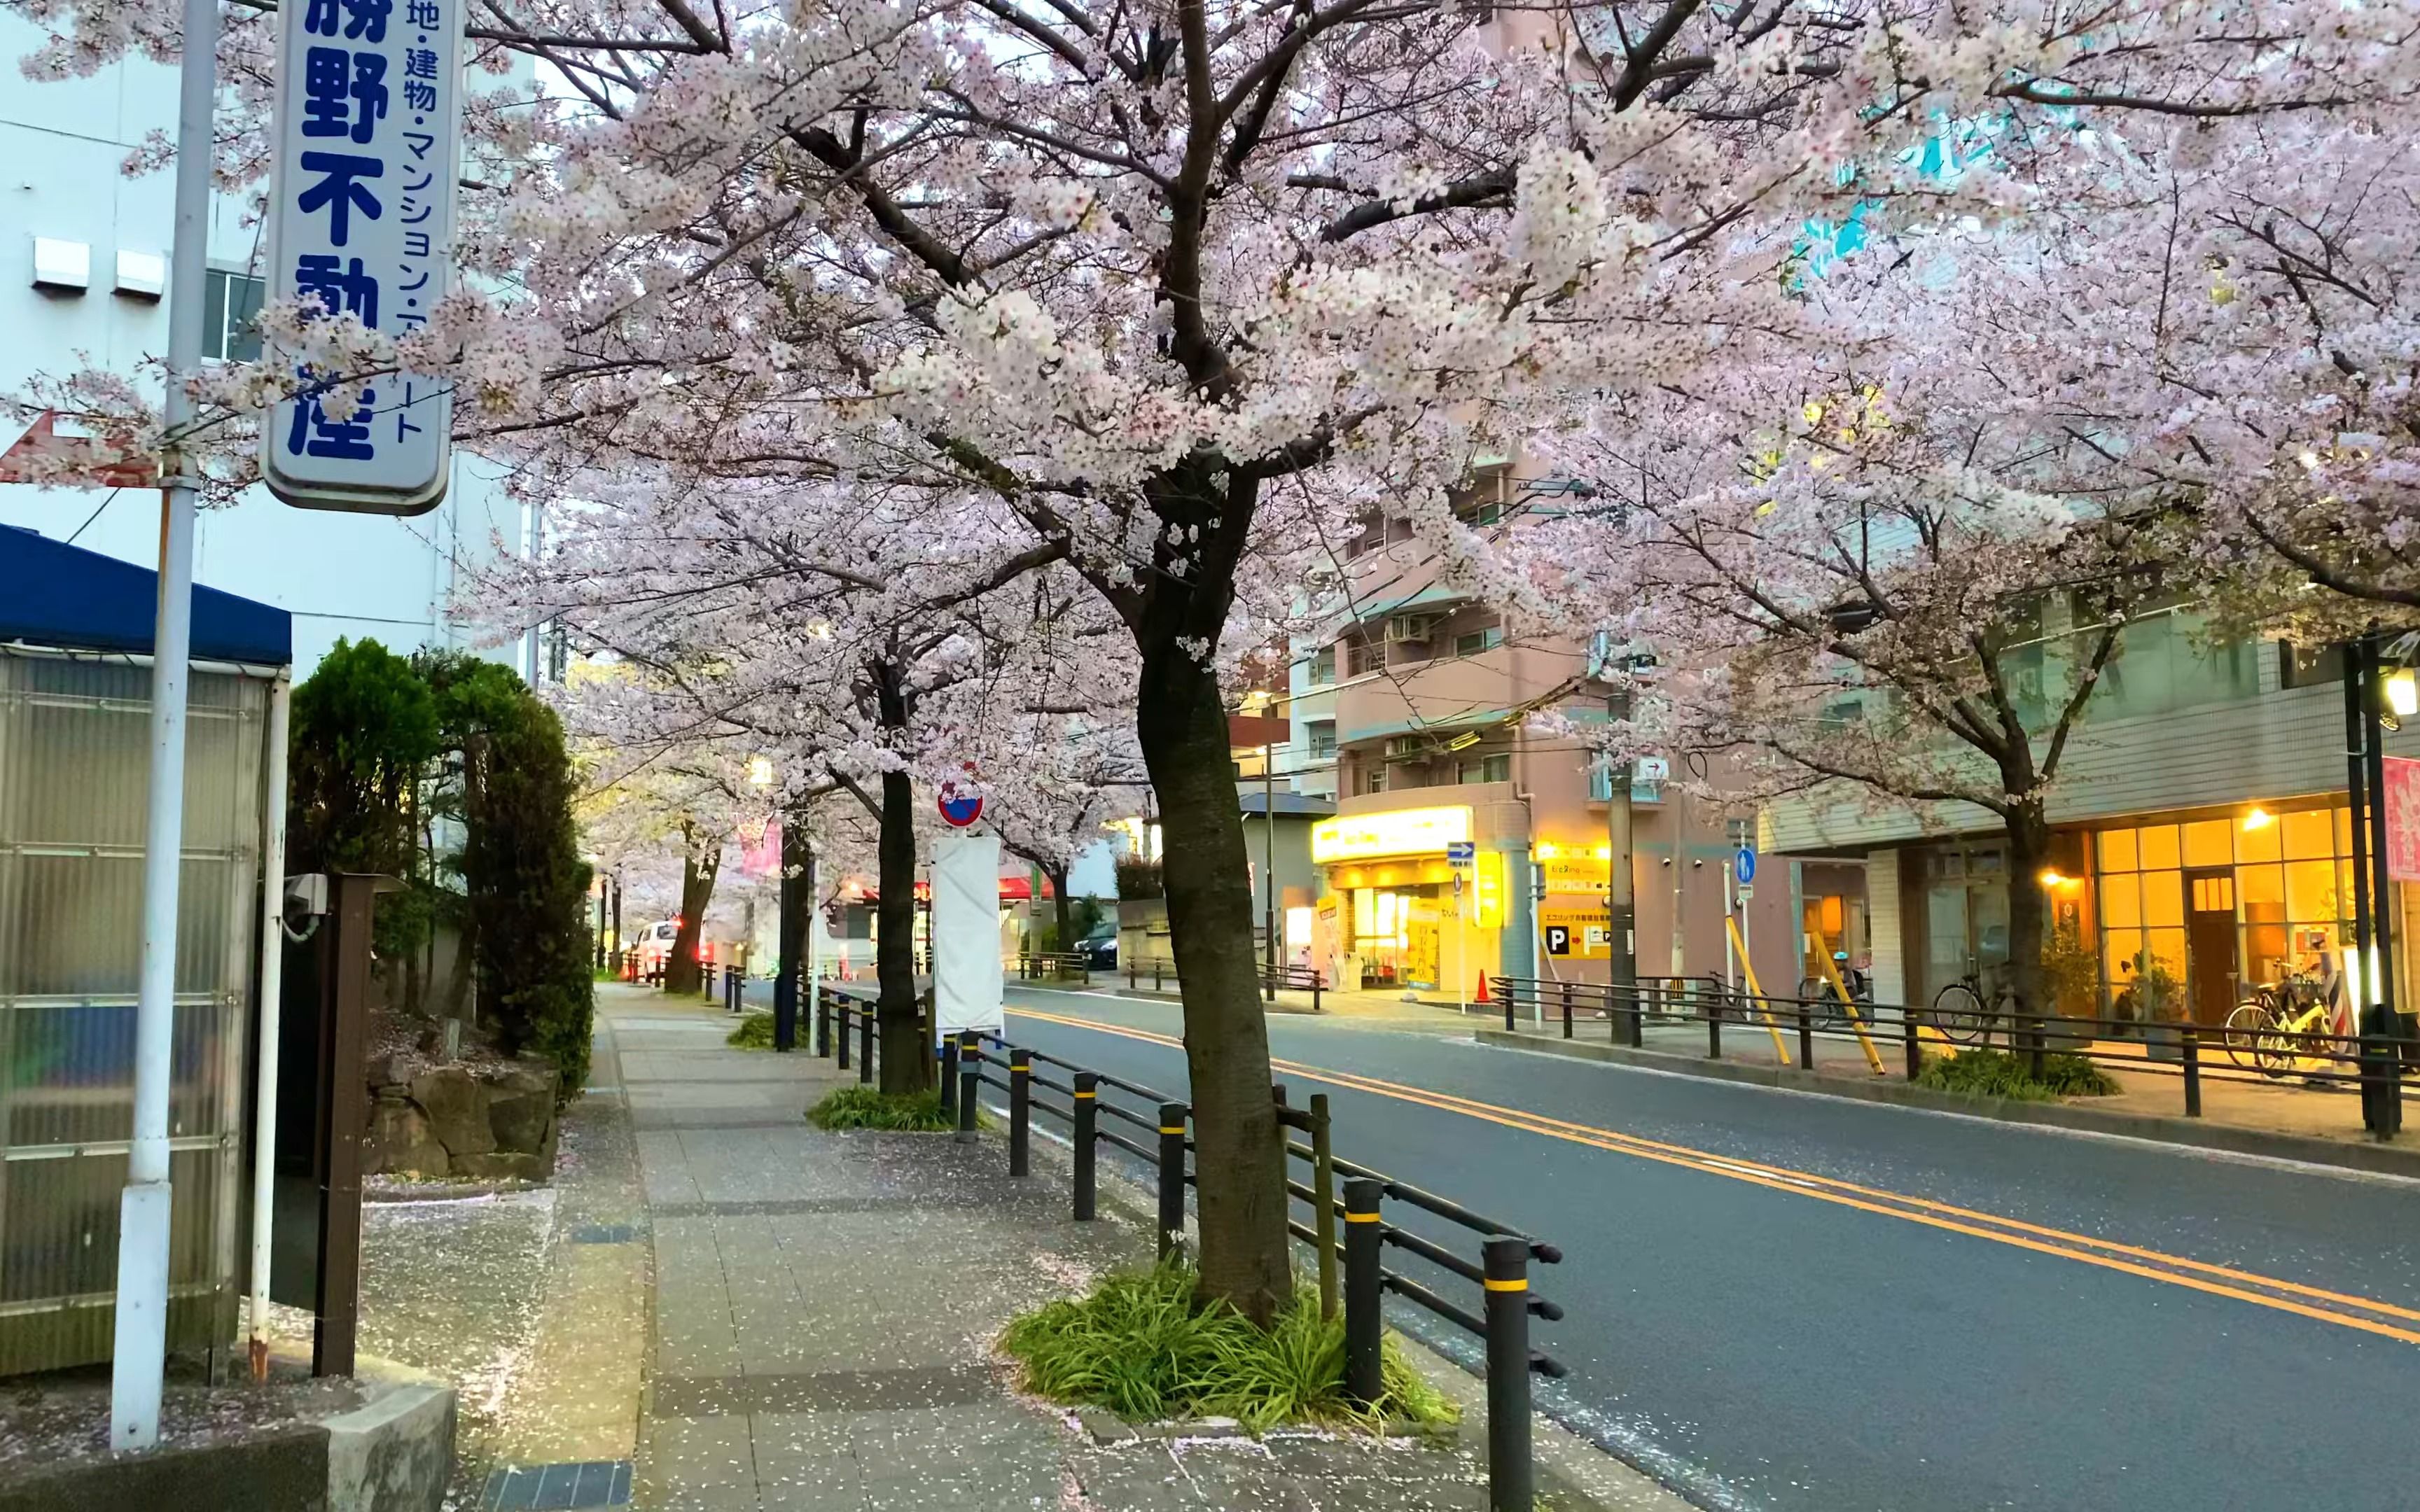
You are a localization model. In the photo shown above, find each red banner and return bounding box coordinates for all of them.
[2384,757,2420,883]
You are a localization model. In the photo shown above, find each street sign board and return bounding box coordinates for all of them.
[1446,841,1475,869]
[936,780,983,828]
[1545,924,1572,956]
[1734,846,1757,886]
[263,0,464,514]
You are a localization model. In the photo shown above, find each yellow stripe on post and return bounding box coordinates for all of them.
[1344,1211,1381,1224]
[1073,1090,1096,1099]
[1482,1277,1527,1292]
[1159,1126,1184,1135]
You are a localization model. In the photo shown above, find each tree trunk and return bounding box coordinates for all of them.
[875,766,927,1093]
[1049,863,1071,954]
[2003,797,2052,1018]
[774,806,811,1051]
[667,840,719,994]
[1135,638,1291,1325]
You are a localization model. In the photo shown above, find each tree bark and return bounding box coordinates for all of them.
[874,765,928,1093]
[1134,636,1291,1325]
[666,831,720,994]
[2003,796,2052,1018]
[774,804,811,1051]
[1048,863,1071,953]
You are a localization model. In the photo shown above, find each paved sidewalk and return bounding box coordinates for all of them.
[602,984,1675,1511]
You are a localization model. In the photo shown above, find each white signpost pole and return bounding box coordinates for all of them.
[110,0,218,1450]
[262,0,465,514]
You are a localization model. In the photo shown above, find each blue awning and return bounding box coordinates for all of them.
[0,525,293,666]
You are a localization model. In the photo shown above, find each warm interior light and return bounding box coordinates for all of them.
[2388,671,2419,719]
[1594,844,1613,860]
[2242,806,2274,831]
[1536,842,1559,860]
[2038,868,2070,889]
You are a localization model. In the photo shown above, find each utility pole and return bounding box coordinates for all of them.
[112,0,216,1450]
[1265,738,1279,981]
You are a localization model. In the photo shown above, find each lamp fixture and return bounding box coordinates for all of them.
[2242,806,2274,832]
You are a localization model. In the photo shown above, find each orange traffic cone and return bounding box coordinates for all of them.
[1474,972,1491,1005]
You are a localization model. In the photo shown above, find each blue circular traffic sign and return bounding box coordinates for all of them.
[1734,847,1756,886]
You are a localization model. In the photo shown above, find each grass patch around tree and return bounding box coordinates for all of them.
[1915,1047,2121,1102]
[726,1011,776,1049]
[998,1263,1459,1432]
[805,1084,963,1131]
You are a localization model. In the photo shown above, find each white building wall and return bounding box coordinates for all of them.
[0,17,524,678]
[1867,850,1905,1011]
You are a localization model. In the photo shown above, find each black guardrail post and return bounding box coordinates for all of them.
[835,999,850,1071]
[1482,1236,1534,1512]
[1502,986,1514,1034]
[1903,1007,1919,1079]
[1560,984,1572,1039]
[957,1032,980,1142]
[1342,1177,1383,1406]
[1797,1003,1814,1069]
[857,1006,875,1084]
[1627,984,1644,1048]
[1071,1072,1098,1221]
[939,1032,959,1119]
[1312,972,1323,1014]
[814,982,830,1058]
[1311,1092,1337,1320]
[1153,960,1164,992]
[1156,1101,1188,1259]
[2024,1009,2047,1082]
[1707,995,1722,1059]
[1008,1048,1031,1178]
[2182,1025,2202,1118]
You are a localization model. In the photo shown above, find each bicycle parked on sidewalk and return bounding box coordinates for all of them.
[1928,962,2020,1045]
[2223,966,2334,1079]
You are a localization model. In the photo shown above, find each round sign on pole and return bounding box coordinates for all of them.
[937,781,983,828]
[1734,847,1757,886]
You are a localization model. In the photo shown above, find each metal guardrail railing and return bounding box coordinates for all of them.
[1014,949,1093,983]
[802,982,1560,1512]
[1489,974,2412,1134]
[1119,958,1327,1011]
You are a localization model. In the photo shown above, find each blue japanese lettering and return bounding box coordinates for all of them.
[405,0,440,24]
[340,0,392,43]
[302,47,389,146]
[294,253,380,326]
[302,0,342,37]
[295,151,384,245]
[286,388,379,461]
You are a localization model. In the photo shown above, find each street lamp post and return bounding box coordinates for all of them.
[2346,636,2407,1138]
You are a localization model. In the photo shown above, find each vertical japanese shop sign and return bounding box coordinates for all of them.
[263,0,461,514]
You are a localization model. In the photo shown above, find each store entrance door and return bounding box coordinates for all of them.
[2184,868,2239,1027]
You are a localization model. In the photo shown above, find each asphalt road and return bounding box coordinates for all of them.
[985,984,2420,1512]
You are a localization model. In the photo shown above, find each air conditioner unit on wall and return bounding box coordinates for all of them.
[1383,735,1428,761]
[1384,614,1439,644]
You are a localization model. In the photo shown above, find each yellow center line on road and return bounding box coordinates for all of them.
[1008,1005,2420,1347]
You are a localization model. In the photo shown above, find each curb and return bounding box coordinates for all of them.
[323,1360,457,1512]
[1476,1030,2420,1179]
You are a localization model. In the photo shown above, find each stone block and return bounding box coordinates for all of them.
[485,1087,555,1156]
[325,1368,457,1512]
[368,1053,415,1092]
[408,1067,495,1156]
[366,1100,449,1178]
[0,1424,328,1512]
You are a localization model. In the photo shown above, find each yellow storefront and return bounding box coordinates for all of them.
[1312,806,1505,997]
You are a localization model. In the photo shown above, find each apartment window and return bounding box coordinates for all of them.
[1347,637,1386,677]
[203,269,265,363]
[1457,752,1511,785]
[1307,721,1337,759]
[1363,765,1386,795]
[1454,626,1505,658]
[2279,641,2346,689]
[1312,645,1337,685]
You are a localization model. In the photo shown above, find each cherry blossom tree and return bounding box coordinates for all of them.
[21,0,2417,1317]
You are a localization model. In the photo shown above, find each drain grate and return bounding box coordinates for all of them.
[480,1459,632,1509]
[569,1222,641,1244]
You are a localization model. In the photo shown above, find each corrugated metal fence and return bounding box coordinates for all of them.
[0,647,265,1375]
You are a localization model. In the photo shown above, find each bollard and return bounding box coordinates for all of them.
[2181,1026,2202,1118]
[1008,1049,1031,1178]
[1903,1007,1921,1079]
[835,1001,850,1071]
[814,985,830,1058]
[1626,987,1644,1049]
[956,1032,979,1143]
[1071,1072,1099,1222]
[1155,1102,1188,1259]
[1311,1093,1337,1320]
[1153,960,1164,992]
[1707,997,1722,1059]
[939,1034,959,1120]
[1482,1236,1535,1512]
[2024,1011,2047,1082]
[1341,1177,1384,1406]
[1797,1004,1814,1070]
[1503,988,1514,1034]
[1127,960,1136,990]
[1312,972,1323,1014]
[1561,984,1572,1039]
[858,1006,874,1085]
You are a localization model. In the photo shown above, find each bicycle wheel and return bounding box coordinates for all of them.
[1930,982,1986,1044]
[1797,976,1828,1006]
[2251,1021,2297,1080]
[2222,1001,2276,1070]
